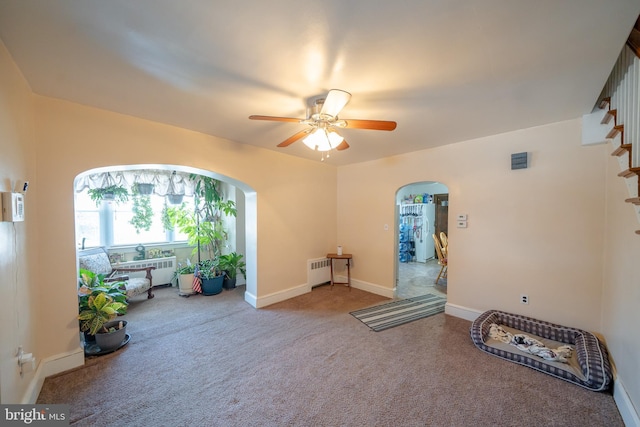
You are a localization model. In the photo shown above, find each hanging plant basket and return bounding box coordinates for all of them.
[167,194,184,205]
[88,185,129,206]
[135,183,155,195]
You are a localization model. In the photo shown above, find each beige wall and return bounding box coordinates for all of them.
[2,35,638,417]
[0,41,38,403]
[338,120,608,331]
[338,120,640,416]
[602,149,640,411]
[31,96,337,370]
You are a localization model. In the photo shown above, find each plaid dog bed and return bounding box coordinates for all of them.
[470,310,612,391]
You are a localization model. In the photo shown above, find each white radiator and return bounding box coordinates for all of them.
[113,256,176,286]
[307,257,331,287]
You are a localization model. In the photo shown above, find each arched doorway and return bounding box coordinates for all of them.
[395,181,448,299]
[73,164,258,305]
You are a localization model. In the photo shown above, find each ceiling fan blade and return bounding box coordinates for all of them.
[341,119,397,131]
[336,140,350,151]
[320,89,351,117]
[277,129,312,147]
[249,115,302,123]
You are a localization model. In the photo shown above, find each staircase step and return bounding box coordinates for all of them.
[607,124,624,139]
[618,167,640,178]
[611,144,632,156]
[599,97,611,109]
[601,109,617,125]
[627,28,640,57]
[625,197,640,205]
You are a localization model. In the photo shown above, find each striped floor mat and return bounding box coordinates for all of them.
[350,293,446,332]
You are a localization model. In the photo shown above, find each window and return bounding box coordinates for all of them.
[75,191,101,248]
[75,191,194,248]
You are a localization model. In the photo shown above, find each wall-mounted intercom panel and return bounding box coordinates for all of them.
[2,192,25,222]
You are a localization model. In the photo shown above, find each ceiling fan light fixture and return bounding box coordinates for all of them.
[302,128,344,152]
[326,129,344,146]
[250,88,395,155]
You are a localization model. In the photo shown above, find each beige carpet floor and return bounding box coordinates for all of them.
[37,285,623,426]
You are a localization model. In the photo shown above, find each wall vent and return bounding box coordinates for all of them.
[511,152,529,170]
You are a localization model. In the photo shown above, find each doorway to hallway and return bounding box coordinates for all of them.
[397,259,447,299]
[396,182,448,299]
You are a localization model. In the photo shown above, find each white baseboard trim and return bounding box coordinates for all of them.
[346,277,395,299]
[444,302,483,322]
[22,347,85,404]
[614,377,640,427]
[244,290,258,308]
[246,277,396,308]
[251,283,311,308]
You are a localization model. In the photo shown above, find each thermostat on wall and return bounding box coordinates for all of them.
[2,192,25,222]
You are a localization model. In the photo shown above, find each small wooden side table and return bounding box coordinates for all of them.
[326,253,353,290]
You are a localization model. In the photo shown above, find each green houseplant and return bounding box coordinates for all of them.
[197,258,224,295]
[78,291,127,336]
[88,185,129,206]
[78,269,128,345]
[166,175,236,296]
[218,252,246,289]
[130,184,154,233]
[78,269,128,312]
[166,176,236,260]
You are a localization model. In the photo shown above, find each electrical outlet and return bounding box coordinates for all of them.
[520,294,529,304]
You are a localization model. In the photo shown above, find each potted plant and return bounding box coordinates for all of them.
[78,269,128,311]
[164,175,236,296]
[78,269,128,343]
[166,176,236,261]
[130,184,154,233]
[166,171,185,204]
[218,252,246,290]
[78,290,127,337]
[174,262,197,296]
[167,194,184,205]
[88,185,129,206]
[198,258,224,296]
[134,182,154,195]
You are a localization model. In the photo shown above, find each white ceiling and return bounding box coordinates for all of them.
[1,0,638,165]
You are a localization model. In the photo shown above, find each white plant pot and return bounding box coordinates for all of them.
[178,273,196,296]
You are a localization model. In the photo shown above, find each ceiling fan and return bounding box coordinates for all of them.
[249,89,397,153]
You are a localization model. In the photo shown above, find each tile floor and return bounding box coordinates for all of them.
[396,258,447,299]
